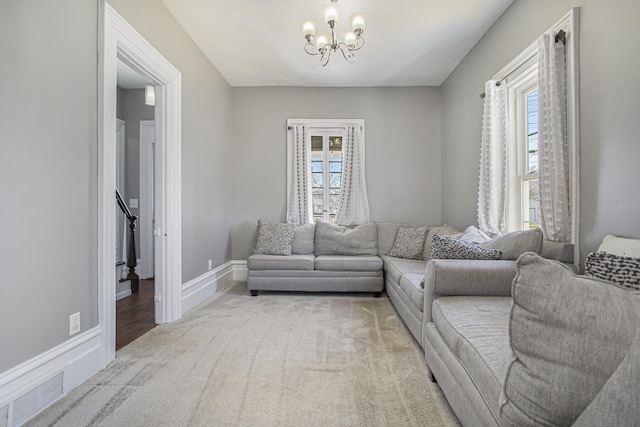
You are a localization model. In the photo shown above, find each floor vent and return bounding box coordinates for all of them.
[0,404,8,427]
[13,372,63,425]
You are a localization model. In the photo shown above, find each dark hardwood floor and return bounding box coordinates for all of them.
[116,278,156,351]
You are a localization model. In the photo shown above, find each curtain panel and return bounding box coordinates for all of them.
[335,124,370,225]
[538,34,571,243]
[286,125,312,224]
[477,79,507,235]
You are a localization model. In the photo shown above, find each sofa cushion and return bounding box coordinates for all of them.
[398,273,425,313]
[585,251,640,293]
[479,228,543,260]
[314,221,378,256]
[572,333,640,426]
[291,223,316,255]
[430,235,502,260]
[315,255,383,272]
[254,220,296,255]
[382,256,427,285]
[499,253,640,427]
[247,254,315,271]
[432,296,513,420]
[387,226,428,259]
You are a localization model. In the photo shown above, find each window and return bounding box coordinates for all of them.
[286,118,369,225]
[311,132,342,222]
[506,65,540,231]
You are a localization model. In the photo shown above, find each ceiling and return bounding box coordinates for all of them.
[117,59,153,89]
[159,0,513,87]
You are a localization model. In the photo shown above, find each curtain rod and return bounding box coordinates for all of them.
[479,29,566,99]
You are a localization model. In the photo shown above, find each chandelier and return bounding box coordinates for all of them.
[300,0,367,66]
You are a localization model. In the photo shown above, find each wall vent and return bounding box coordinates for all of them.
[0,403,8,427]
[13,372,63,425]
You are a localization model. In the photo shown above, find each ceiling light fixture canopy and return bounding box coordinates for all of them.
[301,0,367,66]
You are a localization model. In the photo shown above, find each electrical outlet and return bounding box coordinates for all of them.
[208,259,212,270]
[69,312,80,336]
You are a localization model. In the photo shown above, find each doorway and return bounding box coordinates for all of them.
[99,1,182,368]
[115,64,157,349]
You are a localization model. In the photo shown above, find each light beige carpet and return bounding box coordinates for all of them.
[29,282,459,426]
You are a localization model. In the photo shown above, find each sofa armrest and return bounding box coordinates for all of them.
[423,259,517,323]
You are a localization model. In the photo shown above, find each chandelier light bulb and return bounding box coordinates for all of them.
[350,13,367,32]
[344,31,356,47]
[316,32,330,50]
[322,2,340,26]
[301,19,316,38]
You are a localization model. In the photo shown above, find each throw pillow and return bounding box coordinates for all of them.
[291,223,316,255]
[499,253,640,427]
[254,220,296,256]
[457,225,492,244]
[429,235,502,260]
[585,251,640,293]
[424,224,461,259]
[387,227,427,259]
[314,221,378,256]
[597,234,640,259]
[479,228,543,260]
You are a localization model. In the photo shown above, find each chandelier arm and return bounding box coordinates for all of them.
[320,47,331,66]
[350,37,365,52]
[304,42,320,56]
[338,43,356,63]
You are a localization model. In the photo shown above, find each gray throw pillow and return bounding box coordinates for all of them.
[479,228,543,259]
[254,220,296,256]
[499,253,640,427]
[585,251,640,293]
[314,221,378,256]
[387,227,427,259]
[429,235,501,260]
[291,223,316,255]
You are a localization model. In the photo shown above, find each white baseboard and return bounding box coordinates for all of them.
[232,260,248,282]
[116,289,132,301]
[0,327,102,426]
[181,261,234,314]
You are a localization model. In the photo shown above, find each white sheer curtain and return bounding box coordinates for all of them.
[538,33,570,242]
[477,80,507,235]
[335,124,370,225]
[286,125,312,224]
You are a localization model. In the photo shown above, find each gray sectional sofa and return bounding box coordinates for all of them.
[247,220,640,425]
[247,221,384,296]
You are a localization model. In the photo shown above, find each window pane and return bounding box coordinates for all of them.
[311,160,323,173]
[311,135,323,152]
[329,137,342,155]
[312,172,323,187]
[526,89,539,174]
[330,173,341,188]
[329,160,342,173]
[523,178,540,228]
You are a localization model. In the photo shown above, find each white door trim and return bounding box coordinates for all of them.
[98,1,182,368]
[139,120,155,280]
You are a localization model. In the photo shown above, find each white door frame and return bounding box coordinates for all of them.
[139,120,155,280]
[98,1,182,367]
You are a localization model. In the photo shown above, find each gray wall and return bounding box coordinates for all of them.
[108,0,234,283]
[441,0,640,262]
[0,0,98,372]
[231,87,442,259]
[0,0,233,373]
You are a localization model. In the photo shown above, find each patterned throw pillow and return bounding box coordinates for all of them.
[429,235,502,260]
[387,227,428,259]
[254,220,296,255]
[585,251,640,293]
